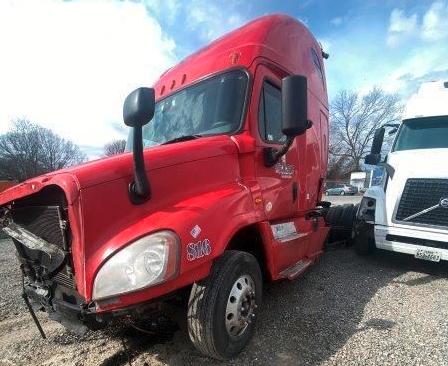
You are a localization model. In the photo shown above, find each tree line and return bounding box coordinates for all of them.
[0,87,402,182]
[0,120,126,182]
[328,87,402,179]
[0,120,86,182]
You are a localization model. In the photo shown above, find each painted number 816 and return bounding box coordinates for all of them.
[187,239,212,261]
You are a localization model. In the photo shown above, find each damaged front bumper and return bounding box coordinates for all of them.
[23,278,169,335]
[1,209,95,334]
[1,207,171,336]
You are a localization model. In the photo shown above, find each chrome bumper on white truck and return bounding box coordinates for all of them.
[375,225,448,261]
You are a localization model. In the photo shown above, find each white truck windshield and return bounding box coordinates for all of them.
[126,70,248,150]
[393,116,448,152]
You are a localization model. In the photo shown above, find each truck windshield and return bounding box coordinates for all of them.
[393,116,448,152]
[126,69,248,150]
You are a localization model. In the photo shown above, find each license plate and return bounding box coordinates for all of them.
[415,249,441,262]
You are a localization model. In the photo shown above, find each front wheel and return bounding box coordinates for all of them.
[187,251,262,360]
[340,190,345,196]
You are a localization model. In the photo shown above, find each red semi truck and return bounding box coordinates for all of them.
[0,15,332,359]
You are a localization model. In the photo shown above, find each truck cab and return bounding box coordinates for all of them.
[355,80,448,262]
[0,15,329,359]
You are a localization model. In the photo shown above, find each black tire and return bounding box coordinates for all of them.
[340,204,358,246]
[340,191,345,196]
[340,204,358,230]
[187,250,262,360]
[325,205,343,227]
[325,204,358,244]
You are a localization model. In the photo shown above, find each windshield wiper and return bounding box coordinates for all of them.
[162,134,202,145]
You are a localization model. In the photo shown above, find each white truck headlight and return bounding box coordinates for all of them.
[357,197,376,222]
[93,231,180,300]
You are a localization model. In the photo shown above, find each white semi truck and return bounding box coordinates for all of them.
[354,80,448,262]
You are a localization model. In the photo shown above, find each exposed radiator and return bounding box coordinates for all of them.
[11,205,74,287]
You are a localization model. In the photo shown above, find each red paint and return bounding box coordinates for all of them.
[0,15,329,312]
[0,180,15,193]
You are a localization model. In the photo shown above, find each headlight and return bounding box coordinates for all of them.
[93,230,180,300]
[357,197,376,222]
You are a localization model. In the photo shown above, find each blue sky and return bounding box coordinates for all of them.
[1,0,447,157]
[144,0,448,98]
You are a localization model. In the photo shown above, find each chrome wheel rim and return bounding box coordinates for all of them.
[225,274,257,337]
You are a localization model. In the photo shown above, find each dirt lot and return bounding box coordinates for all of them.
[1,237,448,366]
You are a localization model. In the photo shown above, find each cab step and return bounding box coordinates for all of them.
[279,259,312,280]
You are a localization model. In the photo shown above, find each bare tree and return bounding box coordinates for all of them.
[0,119,86,182]
[104,139,126,156]
[329,87,403,175]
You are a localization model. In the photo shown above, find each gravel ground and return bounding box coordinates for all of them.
[1,237,448,366]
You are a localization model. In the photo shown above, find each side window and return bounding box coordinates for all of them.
[311,48,324,84]
[259,82,286,144]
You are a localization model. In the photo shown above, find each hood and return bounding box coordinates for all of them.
[0,135,240,207]
[0,134,246,300]
[387,148,448,179]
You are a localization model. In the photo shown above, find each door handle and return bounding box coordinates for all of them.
[292,182,298,202]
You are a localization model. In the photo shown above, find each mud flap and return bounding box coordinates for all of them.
[353,220,375,255]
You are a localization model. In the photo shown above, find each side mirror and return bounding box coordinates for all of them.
[365,153,381,165]
[282,75,309,137]
[388,127,398,135]
[365,127,385,165]
[123,87,155,204]
[264,75,310,167]
[123,87,155,127]
[370,127,385,155]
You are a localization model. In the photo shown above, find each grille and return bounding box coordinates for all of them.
[12,205,66,248]
[395,178,448,227]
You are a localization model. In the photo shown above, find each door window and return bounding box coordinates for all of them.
[259,82,286,144]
